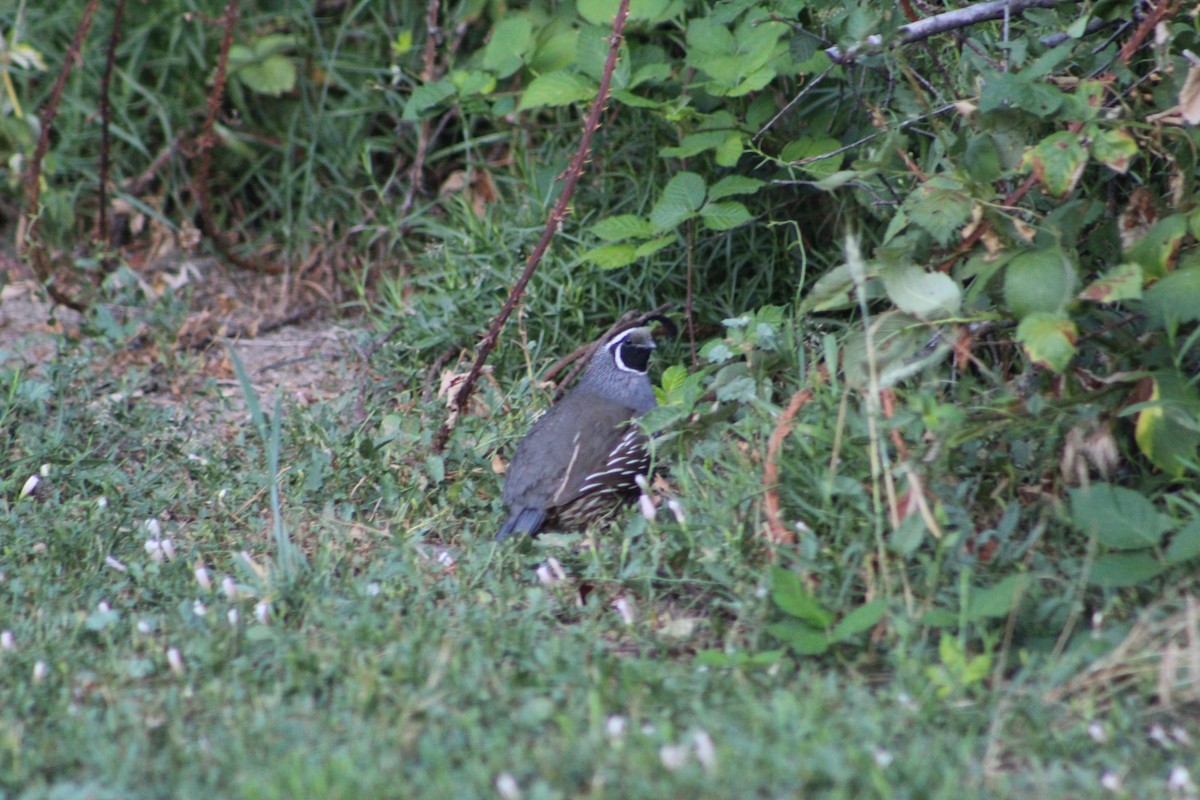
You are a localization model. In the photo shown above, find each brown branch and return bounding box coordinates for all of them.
[762,388,813,549]
[190,1,281,274]
[17,0,102,311]
[97,0,126,256]
[934,171,1039,273]
[1117,0,1178,65]
[432,0,633,452]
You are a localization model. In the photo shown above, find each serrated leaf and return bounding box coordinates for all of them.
[715,133,744,166]
[590,214,655,242]
[1089,553,1166,587]
[578,0,672,24]
[708,175,764,201]
[660,130,728,159]
[770,567,833,627]
[634,236,674,257]
[1143,266,1200,329]
[881,263,961,318]
[517,71,595,111]
[1134,371,1200,477]
[1070,483,1172,549]
[403,78,456,121]
[1015,312,1076,373]
[1023,131,1087,197]
[780,137,844,181]
[1125,214,1188,281]
[1003,247,1077,317]
[830,600,885,642]
[582,243,638,270]
[1166,519,1200,564]
[904,176,973,246]
[1078,262,1143,303]
[965,574,1028,620]
[1091,128,1138,174]
[649,172,706,232]
[483,16,532,78]
[700,201,752,231]
[766,619,829,655]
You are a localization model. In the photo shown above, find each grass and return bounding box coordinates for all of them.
[1,280,1198,799]
[5,2,1200,796]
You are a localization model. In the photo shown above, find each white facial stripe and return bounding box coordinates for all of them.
[608,327,654,373]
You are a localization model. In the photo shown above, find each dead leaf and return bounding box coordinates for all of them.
[1118,187,1157,251]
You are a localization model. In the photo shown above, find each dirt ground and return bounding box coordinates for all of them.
[0,262,364,420]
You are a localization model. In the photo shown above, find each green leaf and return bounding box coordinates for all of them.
[1125,215,1188,281]
[1090,128,1138,174]
[1069,483,1173,550]
[881,263,962,318]
[780,137,844,181]
[1143,266,1200,329]
[1134,371,1200,477]
[699,201,752,231]
[581,243,638,269]
[649,172,706,232]
[965,574,1028,621]
[578,0,673,25]
[483,17,532,78]
[904,176,973,246]
[715,133,744,166]
[403,78,456,121]
[830,600,886,642]
[708,175,764,201]
[799,262,856,313]
[517,71,595,111]
[660,130,728,159]
[1078,262,1143,303]
[766,619,829,655]
[1089,552,1166,587]
[770,567,833,627]
[1015,312,1076,373]
[424,454,445,484]
[1166,519,1200,564]
[1023,131,1087,197]
[590,214,655,242]
[1003,247,1077,317]
[634,236,674,257]
[234,53,296,97]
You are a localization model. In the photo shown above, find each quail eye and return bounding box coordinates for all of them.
[618,342,652,372]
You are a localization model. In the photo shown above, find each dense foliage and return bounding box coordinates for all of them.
[3,0,1200,796]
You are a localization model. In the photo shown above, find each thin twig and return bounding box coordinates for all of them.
[400,0,443,215]
[97,0,126,256]
[432,0,633,452]
[1117,0,1178,65]
[762,388,813,551]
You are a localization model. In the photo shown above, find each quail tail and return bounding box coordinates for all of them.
[497,508,546,541]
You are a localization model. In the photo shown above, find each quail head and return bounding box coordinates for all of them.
[497,325,661,540]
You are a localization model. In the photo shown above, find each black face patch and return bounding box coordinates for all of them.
[616,341,653,373]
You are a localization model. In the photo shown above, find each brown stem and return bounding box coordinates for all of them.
[432,0,633,452]
[17,0,102,310]
[762,388,813,550]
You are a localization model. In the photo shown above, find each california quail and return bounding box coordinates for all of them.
[497,324,661,540]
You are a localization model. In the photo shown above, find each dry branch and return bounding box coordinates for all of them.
[762,388,813,548]
[17,0,102,310]
[432,0,633,452]
[826,0,1083,64]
